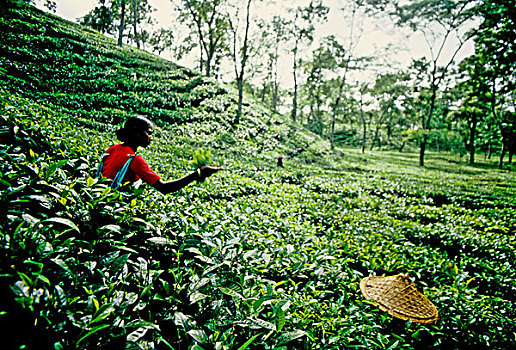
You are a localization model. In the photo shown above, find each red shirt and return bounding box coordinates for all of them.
[101,144,161,186]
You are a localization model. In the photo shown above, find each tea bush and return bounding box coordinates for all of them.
[1,1,515,349]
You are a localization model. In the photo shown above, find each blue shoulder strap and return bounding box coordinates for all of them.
[110,154,137,190]
[97,152,138,190]
[96,154,109,179]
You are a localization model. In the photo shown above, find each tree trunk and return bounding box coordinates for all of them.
[387,108,393,145]
[371,124,381,151]
[237,79,244,122]
[260,84,266,102]
[206,39,216,77]
[360,97,366,154]
[419,134,427,167]
[371,109,388,151]
[499,143,506,169]
[133,0,140,49]
[419,79,438,166]
[205,43,212,77]
[469,115,477,165]
[117,0,126,46]
[234,0,252,123]
[206,63,211,77]
[271,81,278,111]
[308,85,315,131]
[271,43,280,112]
[291,45,298,123]
[330,106,337,150]
[329,94,338,150]
[315,91,323,136]
[330,77,346,150]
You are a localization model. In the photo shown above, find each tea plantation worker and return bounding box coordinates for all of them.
[98,115,222,194]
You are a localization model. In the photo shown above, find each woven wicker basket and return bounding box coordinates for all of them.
[360,274,438,325]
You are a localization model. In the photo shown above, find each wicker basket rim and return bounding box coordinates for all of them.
[360,274,439,325]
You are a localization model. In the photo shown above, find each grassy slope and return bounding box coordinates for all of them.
[1,1,516,349]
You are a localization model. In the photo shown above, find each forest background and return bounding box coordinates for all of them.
[33,0,516,168]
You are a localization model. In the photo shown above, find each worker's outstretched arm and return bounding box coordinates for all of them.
[152,165,222,194]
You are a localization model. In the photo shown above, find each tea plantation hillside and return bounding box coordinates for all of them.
[0,0,326,168]
[1,1,516,349]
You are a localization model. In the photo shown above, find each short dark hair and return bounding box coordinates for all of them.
[116,115,153,142]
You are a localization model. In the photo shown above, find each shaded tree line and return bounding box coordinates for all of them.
[79,0,155,49]
[77,0,516,168]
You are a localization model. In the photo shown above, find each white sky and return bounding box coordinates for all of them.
[36,0,475,87]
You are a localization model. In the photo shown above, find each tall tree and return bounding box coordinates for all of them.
[228,0,253,123]
[323,2,368,150]
[475,0,516,94]
[289,0,328,123]
[455,54,491,164]
[177,0,229,77]
[358,83,371,154]
[358,0,480,166]
[132,0,140,49]
[304,45,329,135]
[369,72,410,149]
[256,15,290,111]
[473,0,516,168]
[118,0,127,46]
[149,28,175,56]
[127,0,155,49]
[315,36,352,149]
[79,0,115,34]
[81,0,153,48]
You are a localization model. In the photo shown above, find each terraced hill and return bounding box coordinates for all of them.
[1,1,515,349]
[0,0,331,168]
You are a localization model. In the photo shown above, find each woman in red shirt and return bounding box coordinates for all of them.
[100,115,222,194]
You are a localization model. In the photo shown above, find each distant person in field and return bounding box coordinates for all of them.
[98,115,222,194]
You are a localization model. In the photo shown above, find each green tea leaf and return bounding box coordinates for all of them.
[147,237,174,245]
[275,307,285,332]
[237,333,261,350]
[250,318,276,331]
[278,330,307,344]
[188,329,209,344]
[76,324,111,346]
[190,148,212,169]
[52,258,74,278]
[43,217,80,233]
[127,327,150,343]
[219,287,244,299]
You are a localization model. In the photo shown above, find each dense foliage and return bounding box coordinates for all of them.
[1,1,515,349]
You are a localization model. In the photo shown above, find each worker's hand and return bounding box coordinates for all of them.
[198,165,223,182]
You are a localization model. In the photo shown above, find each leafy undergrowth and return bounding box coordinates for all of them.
[1,1,516,350]
[2,93,516,350]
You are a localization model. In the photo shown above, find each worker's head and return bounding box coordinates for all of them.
[116,115,154,148]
